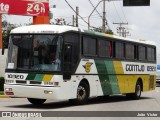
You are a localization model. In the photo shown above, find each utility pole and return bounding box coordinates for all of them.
[102,0,106,33]
[113,22,129,37]
[122,28,130,37]
[0,15,2,50]
[72,15,75,26]
[76,7,79,27]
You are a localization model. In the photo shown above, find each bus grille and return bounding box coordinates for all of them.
[29,81,41,85]
[16,80,26,84]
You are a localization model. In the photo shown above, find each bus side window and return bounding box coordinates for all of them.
[110,41,112,57]
[113,42,116,58]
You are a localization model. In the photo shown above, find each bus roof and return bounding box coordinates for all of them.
[11,24,79,34]
[83,30,156,46]
[11,24,156,46]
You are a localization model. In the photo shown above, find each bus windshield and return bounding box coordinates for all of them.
[7,34,63,72]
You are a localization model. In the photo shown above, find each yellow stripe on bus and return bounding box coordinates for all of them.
[42,75,53,82]
[113,61,126,94]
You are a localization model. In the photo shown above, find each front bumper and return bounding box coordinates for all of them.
[4,84,67,100]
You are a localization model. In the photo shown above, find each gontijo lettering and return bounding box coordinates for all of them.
[126,64,145,72]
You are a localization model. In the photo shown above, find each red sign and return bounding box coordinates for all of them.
[0,0,49,16]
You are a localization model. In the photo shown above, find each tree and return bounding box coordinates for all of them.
[2,21,16,48]
[50,18,66,25]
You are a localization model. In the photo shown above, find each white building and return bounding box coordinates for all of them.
[0,49,7,77]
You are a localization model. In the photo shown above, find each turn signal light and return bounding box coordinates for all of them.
[5,92,14,95]
[5,88,12,92]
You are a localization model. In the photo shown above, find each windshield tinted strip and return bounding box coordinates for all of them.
[26,74,53,81]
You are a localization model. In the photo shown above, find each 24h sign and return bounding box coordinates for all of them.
[0,0,49,16]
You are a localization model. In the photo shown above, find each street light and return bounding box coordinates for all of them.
[88,0,104,30]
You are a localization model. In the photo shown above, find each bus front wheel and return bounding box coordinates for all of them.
[126,81,142,100]
[27,98,46,105]
[69,82,89,105]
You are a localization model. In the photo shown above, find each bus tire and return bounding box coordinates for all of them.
[126,81,142,100]
[69,82,89,105]
[27,98,46,105]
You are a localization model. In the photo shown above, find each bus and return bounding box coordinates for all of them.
[4,25,156,105]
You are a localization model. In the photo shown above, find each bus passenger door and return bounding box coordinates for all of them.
[63,43,73,80]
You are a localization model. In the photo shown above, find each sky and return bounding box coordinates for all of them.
[3,0,160,64]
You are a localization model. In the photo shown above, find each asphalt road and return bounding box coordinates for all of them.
[0,87,160,120]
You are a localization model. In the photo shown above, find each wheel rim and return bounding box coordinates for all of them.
[136,84,141,96]
[77,86,86,100]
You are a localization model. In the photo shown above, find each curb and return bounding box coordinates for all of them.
[0,95,10,98]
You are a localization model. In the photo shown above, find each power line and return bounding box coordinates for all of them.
[54,13,102,19]
[97,0,103,11]
[88,0,102,18]
[88,0,110,30]
[118,1,128,23]
[78,23,88,28]
[54,16,73,19]
[112,1,123,22]
[64,0,88,25]
[82,13,103,18]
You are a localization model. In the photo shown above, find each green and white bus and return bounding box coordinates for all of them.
[4,25,156,105]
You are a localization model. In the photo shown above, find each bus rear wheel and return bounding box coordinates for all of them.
[27,98,46,105]
[126,81,142,100]
[69,82,89,105]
